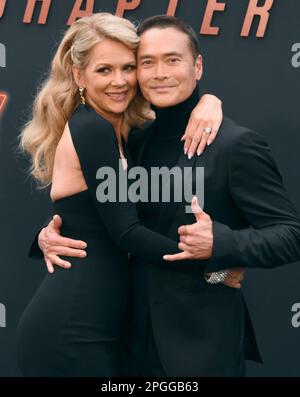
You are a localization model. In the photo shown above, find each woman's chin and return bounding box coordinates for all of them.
[107,102,130,115]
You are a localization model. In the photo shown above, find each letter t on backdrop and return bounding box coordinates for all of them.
[166,0,179,16]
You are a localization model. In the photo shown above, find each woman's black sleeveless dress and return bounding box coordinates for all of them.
[16,103,187,377]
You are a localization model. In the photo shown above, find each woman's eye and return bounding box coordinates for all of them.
[97,68,110,74]
[124,65,136,71]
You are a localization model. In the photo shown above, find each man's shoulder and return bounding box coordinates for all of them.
[218,116,267,150]
[220,117,251,139]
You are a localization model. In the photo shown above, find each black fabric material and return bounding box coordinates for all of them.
[26,93,300,376]
[121,96,300,376]
[17,103,204,376]
[138,87,200,230]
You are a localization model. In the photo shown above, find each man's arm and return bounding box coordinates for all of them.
[28,215,53,259]
[36,215,243,288]
[29,215,87,273]
[206,129,300,272]
[165,129,300,271]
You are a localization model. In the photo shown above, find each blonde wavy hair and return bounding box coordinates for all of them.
[20,13,150,188]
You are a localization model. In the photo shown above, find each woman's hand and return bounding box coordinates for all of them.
[182,94,223,159]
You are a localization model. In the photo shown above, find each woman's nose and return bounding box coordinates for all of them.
[111,71,127,86]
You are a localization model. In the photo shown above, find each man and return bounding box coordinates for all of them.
[29,16,300,376]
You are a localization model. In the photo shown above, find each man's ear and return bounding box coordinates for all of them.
[195,55,203,81]
[72,64,84,88]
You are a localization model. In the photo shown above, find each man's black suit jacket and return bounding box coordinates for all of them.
[119,117,300,376]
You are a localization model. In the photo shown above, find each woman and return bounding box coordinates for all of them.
[17,13,223,376]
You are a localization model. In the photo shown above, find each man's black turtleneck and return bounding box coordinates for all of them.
[139,87,200,230]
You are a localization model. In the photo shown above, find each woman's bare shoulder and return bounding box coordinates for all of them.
[55,122,78,161]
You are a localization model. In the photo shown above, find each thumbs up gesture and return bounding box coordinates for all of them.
[163,197,213,262]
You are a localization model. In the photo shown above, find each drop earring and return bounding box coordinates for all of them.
[79,87,86,105]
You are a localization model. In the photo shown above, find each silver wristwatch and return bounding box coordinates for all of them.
[204,269,230,284]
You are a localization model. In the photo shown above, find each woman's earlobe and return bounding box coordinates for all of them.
[72,65,82,87]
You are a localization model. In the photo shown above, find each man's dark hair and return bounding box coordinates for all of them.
[137,15,201,61]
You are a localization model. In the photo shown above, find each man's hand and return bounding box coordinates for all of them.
[162,197,246,290]
[182,94,223,158]
[205,268,246,289]
[222,268,245,289]
[38,214,87,274]
[163,196,213,261]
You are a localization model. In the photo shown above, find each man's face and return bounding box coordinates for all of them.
[137,27,202,108]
